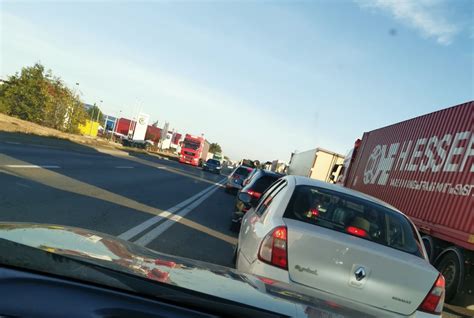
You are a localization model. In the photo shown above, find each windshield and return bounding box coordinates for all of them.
[206,159,220,165]
[252,175,281,192]
[284,185,423,257]
[234,167,252,177]
[183,140,200,150]
[0,1,470,316]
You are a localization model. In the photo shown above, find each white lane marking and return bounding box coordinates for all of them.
[115,166,134,169]
[133,179,225,246]
[4,165,60,169]
[118,178,225,241]
[16,182,31,188]
[5,141,21,145]
[95,148,129,156]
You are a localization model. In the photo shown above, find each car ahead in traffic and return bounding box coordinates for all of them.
[0,222,404,318]
[235,176,445,317]
[225,165,254,193]
[202,159,222,174]
[231,169,283,231]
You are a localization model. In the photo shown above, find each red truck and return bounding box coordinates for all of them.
[339,101,473,303]
[179,134,210,167]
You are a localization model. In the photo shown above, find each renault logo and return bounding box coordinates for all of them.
[354,267,366,281]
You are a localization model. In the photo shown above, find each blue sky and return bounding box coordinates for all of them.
[1,0,472,161]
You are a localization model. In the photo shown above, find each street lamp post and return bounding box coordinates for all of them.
[96,100,103,123]
[88,104,95,136]
[88,100,103,136]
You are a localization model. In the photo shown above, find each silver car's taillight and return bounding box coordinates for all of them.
[418,274,445,314]
[258,226,288,270]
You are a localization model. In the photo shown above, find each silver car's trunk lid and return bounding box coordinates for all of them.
[284,218,438,315]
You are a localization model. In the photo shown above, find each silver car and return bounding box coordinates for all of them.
[236,176,445,317]
[225,165,254,193]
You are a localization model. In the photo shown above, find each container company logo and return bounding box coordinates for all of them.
[364,145,384,185]
[362,131,473,196]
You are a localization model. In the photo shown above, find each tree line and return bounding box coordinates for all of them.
[0,63,88,133]
[209,142,222,154]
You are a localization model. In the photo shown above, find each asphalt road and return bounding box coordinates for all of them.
[0,132,471,317]
[0,132,237,266]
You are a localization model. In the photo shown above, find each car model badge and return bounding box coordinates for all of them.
[354,267,366,281]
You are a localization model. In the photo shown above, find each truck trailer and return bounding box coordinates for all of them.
[288,148,344,183]
[339,101,473,303]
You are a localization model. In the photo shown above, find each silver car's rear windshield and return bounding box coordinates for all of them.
[284,185,424,258]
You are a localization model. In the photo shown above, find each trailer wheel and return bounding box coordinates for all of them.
[436,251,462,302]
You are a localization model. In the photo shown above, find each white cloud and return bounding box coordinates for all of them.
[357,0,460,45]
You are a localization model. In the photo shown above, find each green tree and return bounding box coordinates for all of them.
[42,78,71,130]
[64,94,88,133]
[87,104,104,123]
[0,63,50,123]
[209,143,222,153]
[0,63,88,133]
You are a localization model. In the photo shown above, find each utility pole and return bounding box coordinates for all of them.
[88,103,95,136]
[89,100,102,136]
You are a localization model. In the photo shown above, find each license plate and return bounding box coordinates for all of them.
[305,307,344,318]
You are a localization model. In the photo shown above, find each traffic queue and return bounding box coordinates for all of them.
[202,101,474,317]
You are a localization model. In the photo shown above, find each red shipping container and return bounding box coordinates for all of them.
[146,126,162,143]
[115,118,133,136]
[344,101,473,250]
[172,133,182,145]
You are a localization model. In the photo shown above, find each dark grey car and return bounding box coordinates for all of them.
[202,159,222,174]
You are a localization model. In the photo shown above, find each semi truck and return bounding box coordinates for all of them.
[179,134,210,167]
[212,152,223,163]
[288,148,344,183]
[339,101,473,303]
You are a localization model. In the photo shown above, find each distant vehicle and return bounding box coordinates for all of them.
[225,165,254,193]
[226,161,235,169]
[240,159,258,168]
[113,132,127,141]
[288,148,344,183]
[236,176,445,317]
[0,222,396,318]
[212,152,223,163]
[338,101,473,302]
[202,159,221,174]
[122,138,153,151]
[231,169,283,231]
[179,134,210,167]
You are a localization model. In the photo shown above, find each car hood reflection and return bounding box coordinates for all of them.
[0,223,381,317]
